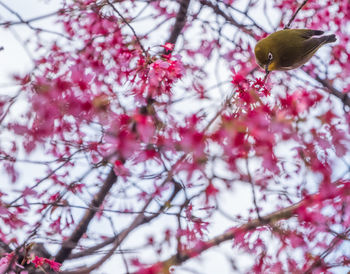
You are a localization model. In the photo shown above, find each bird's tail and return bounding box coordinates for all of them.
[323,34,337,44]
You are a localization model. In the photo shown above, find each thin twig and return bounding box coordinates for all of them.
[158,185,350,272]
[0,2,69,39]
[300,69,350,109]
[63,179,182,271]
[8,202,184,217]
[284,0,309,29]
[304,230,349,274]
[200,0,255,37]
[106,0,147,56]
[315,75,350,106]
[246,158,262,220]
[263,71,270,82]
[0,10,59,26]
[55,168,117,263]
[0,91,20,124]
[8,150,83,206]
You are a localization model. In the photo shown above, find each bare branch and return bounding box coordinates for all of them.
[158,187,350,272]
[69,181,181,263]
[199,0,255,37]
[166,0,191,45]
[284,0,309,29]
[0,11,59,26]
[0,2,68,38]
[55,169,117,263]
[314,75,350,108]
[106,0,147,56]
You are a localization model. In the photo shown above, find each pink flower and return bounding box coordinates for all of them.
[43,258,61,272]
[161,42,174,51]
[32,256,44,268]
[31,256,61,272]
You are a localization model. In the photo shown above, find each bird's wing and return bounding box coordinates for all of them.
[300,29,324,39]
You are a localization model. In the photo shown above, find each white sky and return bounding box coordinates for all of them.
[0,1,349,274]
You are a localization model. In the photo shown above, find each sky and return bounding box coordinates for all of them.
[1,1,348,274]
[0,1,255,272]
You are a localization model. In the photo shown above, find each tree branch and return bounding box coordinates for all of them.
[158,186,350,273]
[166,0,191,45]
[60,180,182,273]
[159,200,300,271]
[55,168,117,263]
[314,75,350,108]
[68,180,182,260]
[106,0,147,56]
[199,0,255,37]
[0,2,68,38]
[284,0,309,29]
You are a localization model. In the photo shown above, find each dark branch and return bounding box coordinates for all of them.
[314,75,350,108]
[106,0,147,56]
[199,0,255,37]
[55,169,117,263]
[159,186,350,271]
[284,0,309,29]
[160,199,301,269]
[166,0,191,45]
[67,180,182,260]
[61,181,183,273]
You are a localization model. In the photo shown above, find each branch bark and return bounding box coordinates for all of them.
[67,180,182,260]
[314,75,350,108]
[284,0,309,29]
[55,169,117,263]
[166,0,191,45]
[159,199,301,272]
[61,180,182,273]
[158,186,350,273]
[199,0,255,37]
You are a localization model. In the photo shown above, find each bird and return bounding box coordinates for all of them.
[254,29,336,73]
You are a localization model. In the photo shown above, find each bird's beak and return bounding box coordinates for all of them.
[264,64,269,73]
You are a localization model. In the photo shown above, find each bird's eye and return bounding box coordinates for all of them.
[268,52,273,61]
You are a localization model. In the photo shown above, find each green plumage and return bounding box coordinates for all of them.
[254,29,336,72]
